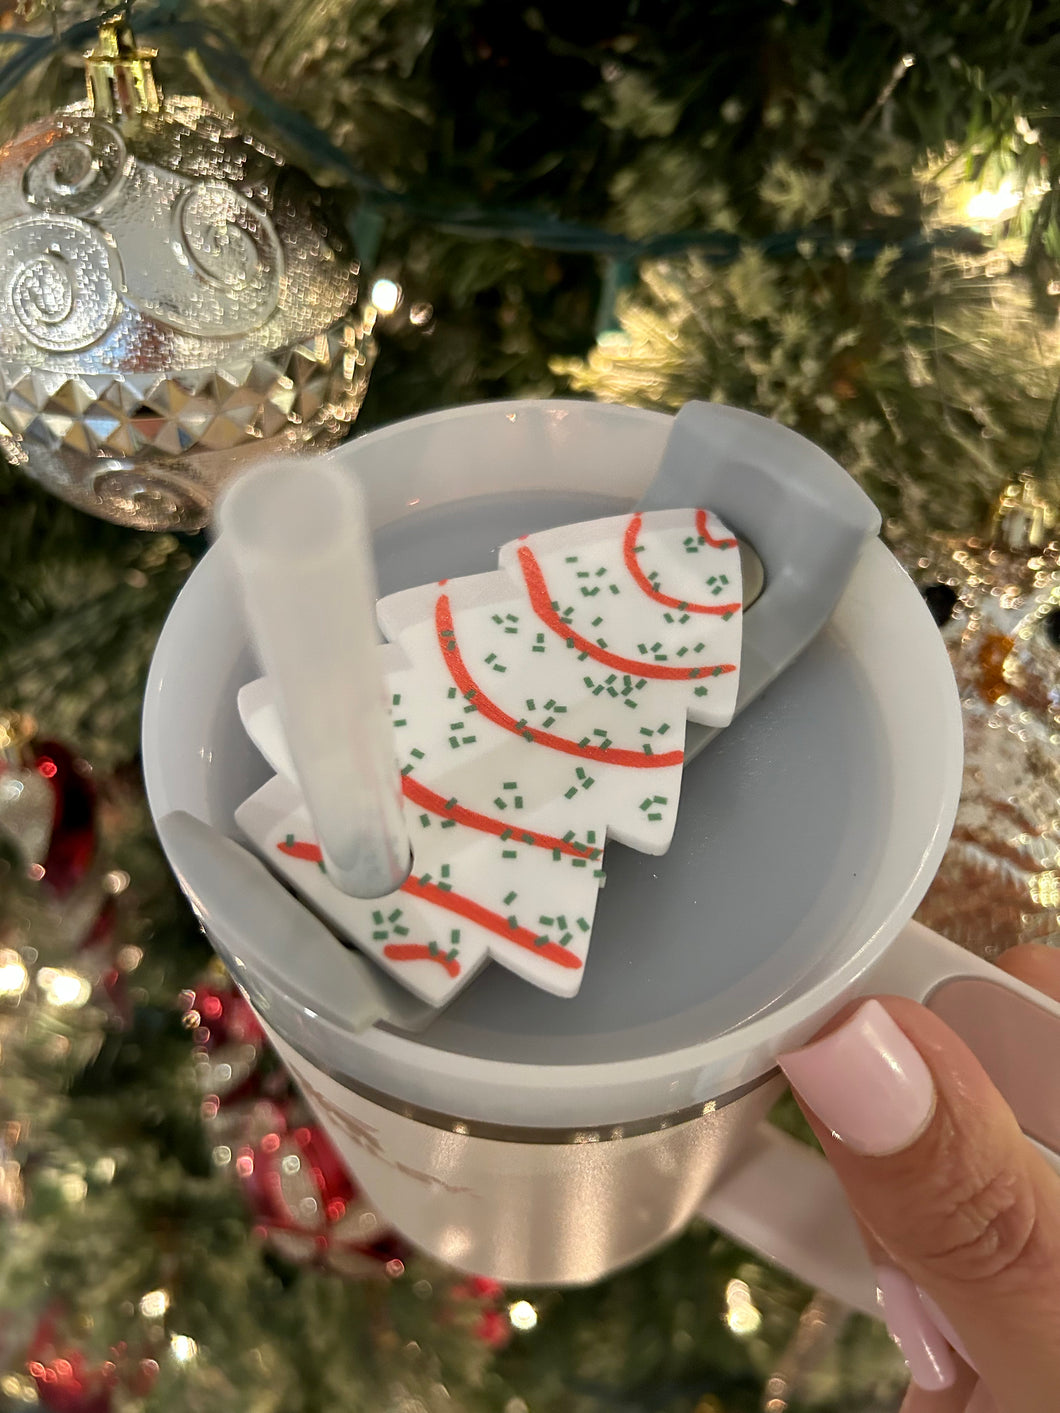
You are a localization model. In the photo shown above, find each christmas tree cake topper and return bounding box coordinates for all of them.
[235,503,744,1004]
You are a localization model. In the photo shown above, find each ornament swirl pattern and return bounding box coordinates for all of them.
[0,215,120,352]
[21,119,128,217]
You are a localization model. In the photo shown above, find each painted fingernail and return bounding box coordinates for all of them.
[917,1289,976,1371]
[875,1265,957,1391]
[964,1382,998,1413]
[778,999,935,1155]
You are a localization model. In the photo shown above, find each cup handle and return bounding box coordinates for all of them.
[699,920,1060,1315]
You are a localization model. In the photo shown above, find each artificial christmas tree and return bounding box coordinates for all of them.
[3,1,1060,1408]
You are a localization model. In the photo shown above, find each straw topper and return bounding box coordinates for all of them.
[236,506,743,1005]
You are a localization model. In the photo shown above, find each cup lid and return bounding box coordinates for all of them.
[143,401,962,1128]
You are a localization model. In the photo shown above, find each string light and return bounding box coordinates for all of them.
[508,1300,538,1331]
[170,1334,198,1362]
[369,278,402,315]
[139,1289,170,1319]
[37,968,91,1008]
[966,182,1022,222]
[0,950,28,998]
[724,1278,762,1336]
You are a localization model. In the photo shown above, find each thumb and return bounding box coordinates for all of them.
[779,995,1060,1409]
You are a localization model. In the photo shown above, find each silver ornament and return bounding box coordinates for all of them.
[0,22,374,531]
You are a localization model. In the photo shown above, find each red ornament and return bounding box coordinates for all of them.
[27,1353,115,1413]
[238,1121,404,1276]
[474,1308,512,1349]
[188,985,266,1050]
[32,742,97,897]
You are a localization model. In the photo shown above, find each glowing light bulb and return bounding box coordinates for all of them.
[0,950,28,998]
[508,1300,538,1331]
[370,278,402,315]
[170,1334,197,1362]
[724,1278,762,1336]
[139,1289,170,1319]
[37,967,91,1008]
[966,182,1021,221]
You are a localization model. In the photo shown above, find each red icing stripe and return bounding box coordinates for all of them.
[278,839,323,863]
[621,512,740,614]
[401,773,599,859]
[276,837,581,973]
[436,594,686,765]
[383,942,461,977]
[515,549,736,688]
[400,873,582,970]
[694,507,738,549]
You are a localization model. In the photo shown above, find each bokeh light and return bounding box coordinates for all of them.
[369,278,402,315]
[508,1300,538,1331]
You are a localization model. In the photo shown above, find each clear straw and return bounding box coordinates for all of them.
[217,457,411,898]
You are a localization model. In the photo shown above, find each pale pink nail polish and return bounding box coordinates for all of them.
[875,1265,957,1391]
[778,999,936,1155]
[917,1288,976,1371]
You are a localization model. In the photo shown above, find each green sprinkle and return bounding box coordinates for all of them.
[502,850,517,859]
[504,891,517,905]
[564,786,578,799]
[393,925,409,936]
[411,748,425,759]
[394,718,407,727]
[372,910,384,924]
[503,781,518,790]
[419,813,431,827]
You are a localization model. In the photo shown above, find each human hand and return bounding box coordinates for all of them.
[778,945,1060,1413]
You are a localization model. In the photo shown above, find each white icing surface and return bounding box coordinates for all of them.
[236,508,742,1004]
